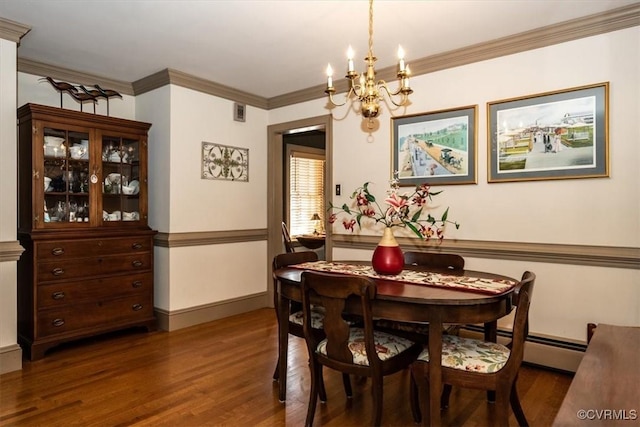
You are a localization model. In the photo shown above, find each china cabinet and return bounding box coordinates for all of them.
[17,103,156,360]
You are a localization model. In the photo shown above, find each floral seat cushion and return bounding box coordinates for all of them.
[317,328,415,366]
[289,306,325,329]
[417,334,510,374]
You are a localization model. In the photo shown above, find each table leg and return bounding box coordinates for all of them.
[277,288,290,402]
[428,315,443,427]
[484,320,497,403]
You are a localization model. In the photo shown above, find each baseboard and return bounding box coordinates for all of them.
[0,344,23,374]
[460,326,586,373]
[154,292,269,331]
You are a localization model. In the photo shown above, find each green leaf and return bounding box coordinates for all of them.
[341,203,350,213]
[406,222,423,239]
[411,207,423,222]
[441,207,449,222]
[366,193,376,203]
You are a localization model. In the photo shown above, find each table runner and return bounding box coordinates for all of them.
[291,261,517,295]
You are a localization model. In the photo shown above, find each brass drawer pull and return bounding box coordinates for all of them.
[52,318,65,327]
[132,281,143,288]
[51,247,65,256]
[132,304,143,311]
[52,291,65,300]
[132,260,143,268]
[132,243,143,250]
[52,268,65,276]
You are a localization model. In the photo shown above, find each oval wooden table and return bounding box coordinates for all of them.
[274,261,518,427]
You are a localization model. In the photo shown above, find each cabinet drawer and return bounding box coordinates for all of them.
[37,252,152,282]
[36,237,153,259]
[36,294,154,338]
[37,273,152,309]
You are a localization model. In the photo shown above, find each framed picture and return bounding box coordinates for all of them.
[392,105,477,186]
[202,142,249,182]
[487,82,609,183]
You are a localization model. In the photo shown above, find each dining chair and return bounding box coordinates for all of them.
[272,251,352,402]
[300,270,422,426]
[374,251,465,343]
[281,221,295,253]
[410,271,536,426]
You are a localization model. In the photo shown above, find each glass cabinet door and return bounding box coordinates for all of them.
[42,126,91,226]
[100,134,142,224]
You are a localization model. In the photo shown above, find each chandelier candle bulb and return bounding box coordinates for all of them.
[398,46,405,72]
[347,46,355,72]
[326,64,334,89]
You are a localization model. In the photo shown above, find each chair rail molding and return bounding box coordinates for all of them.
[331,234,640,270]
[154,229,268,248]
[0,241,25,263]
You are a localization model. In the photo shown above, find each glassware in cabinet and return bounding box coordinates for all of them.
[42,126,91,226]
[101,134,142,223]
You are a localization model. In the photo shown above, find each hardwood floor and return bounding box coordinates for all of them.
[0,308,573,426]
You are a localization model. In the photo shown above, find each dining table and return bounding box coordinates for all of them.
[273,260,519,427]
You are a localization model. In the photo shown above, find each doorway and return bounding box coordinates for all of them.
[266,115,332,307]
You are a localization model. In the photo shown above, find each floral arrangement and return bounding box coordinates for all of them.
[328,174,460,240]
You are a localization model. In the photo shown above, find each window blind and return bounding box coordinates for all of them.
[289,152,325,237]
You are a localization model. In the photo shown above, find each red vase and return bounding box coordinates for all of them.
[371,227,404,275]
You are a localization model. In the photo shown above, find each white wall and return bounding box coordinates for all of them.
[272,27,640,342]
[0,38,19,355]
[138,85,269,311]
[167,86,268,232]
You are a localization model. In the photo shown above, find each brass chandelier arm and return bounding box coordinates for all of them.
[325,86,354,107]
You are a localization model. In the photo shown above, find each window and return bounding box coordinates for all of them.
[288,149,325,236]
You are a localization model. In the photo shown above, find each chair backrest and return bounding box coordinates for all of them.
[403,251,465,271]
[505,271,536,369]
[272,251,318,309]
[281,221,295,253]
[272,250,318,271]
[300,271,379,367]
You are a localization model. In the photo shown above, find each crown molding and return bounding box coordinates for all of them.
[268,3,640,109]
[0,17,30,44]
[132,68,269,109]
[17,58,134,95]
[331,234,640,270]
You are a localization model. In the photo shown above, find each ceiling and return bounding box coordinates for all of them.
[1,0,638,99]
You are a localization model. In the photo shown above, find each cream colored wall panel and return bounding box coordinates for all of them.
[17,72,136,119]
[153,246,170,311]
[168,241,267,311]
[136,86,171,233]
[0,39,18,355]
[0,39,17,243]
[313,28,640,248]
[168,85,268,232]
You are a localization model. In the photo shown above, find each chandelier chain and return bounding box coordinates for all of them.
[368,0,374,57]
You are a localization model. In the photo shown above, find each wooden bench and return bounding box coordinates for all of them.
[553,324,640,426]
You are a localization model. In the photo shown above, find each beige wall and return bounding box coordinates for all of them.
[0,37,22,373]
[272,27,640,342]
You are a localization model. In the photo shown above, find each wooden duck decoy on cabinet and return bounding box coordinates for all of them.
[39,77,79,108]
[67,90,98,113]
[94,85,122,116]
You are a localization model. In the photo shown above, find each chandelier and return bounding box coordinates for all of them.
[325,0,412,124]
